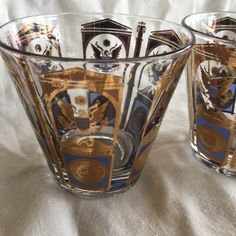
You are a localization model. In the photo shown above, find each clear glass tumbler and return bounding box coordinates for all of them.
[0,13,194,196]
[183,12,236,176]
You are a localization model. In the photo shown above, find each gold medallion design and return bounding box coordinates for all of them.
[69,159,106,184]
[75,96,87,105]
[197,125,228,153]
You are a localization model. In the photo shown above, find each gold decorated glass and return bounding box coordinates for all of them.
[183,12,236,176]
[0,13,194,196]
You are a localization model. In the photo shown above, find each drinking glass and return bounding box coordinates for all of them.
[0,13,194,196]
[183,12,236,176]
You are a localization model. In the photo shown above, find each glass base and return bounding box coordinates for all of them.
[190,141,236,177]
[57,175,140,198]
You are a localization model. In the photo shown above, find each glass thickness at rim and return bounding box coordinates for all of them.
[0,11,195,63]
[182,11,236,45]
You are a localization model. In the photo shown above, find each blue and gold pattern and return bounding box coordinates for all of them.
[62,137,113,190]
[195,105,233,165]
[15,23,61,57]
[129,126,159,182]
[5,17,190,192]
[39,67,123,190]
[191,18,236,168]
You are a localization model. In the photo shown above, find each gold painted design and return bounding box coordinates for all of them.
[232,153,236,169]
[75,96,87,105]
[190,42,236,168]
[81,18,132,59]
[78,138,95,148]
[62,136,113,156]
[228,50,236,71]
[146,30,183,56]
[19,60,67,184]
[196,104,234,166]
[128,50,190,181]
[40,67,123,85]
[11,23,66,182]
[132,145,153,172]
[91,41,122,59]
[196,104,232,126]
[38,67,124,190]
[10,22,130,190]
[16,24,54,43]
[69,159,106,184]
[142,125,160,145]
[197,125,228,153]
[39,67,124,142]
[128,126,159,182]
[54,97,109,135]
[142,54,190,138]
[15,23,61,57]
[198,65,234,109]
[78,109,88,118]
[193,44,236,77]
[62,137,113,190]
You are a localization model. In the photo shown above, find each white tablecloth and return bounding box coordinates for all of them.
[1,1,236,235]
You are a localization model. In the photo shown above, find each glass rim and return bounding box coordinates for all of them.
[182,11,236,45]
[0,11,195,63]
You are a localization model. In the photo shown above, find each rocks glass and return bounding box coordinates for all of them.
[183,12,236,176]
[0,13,194,196]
